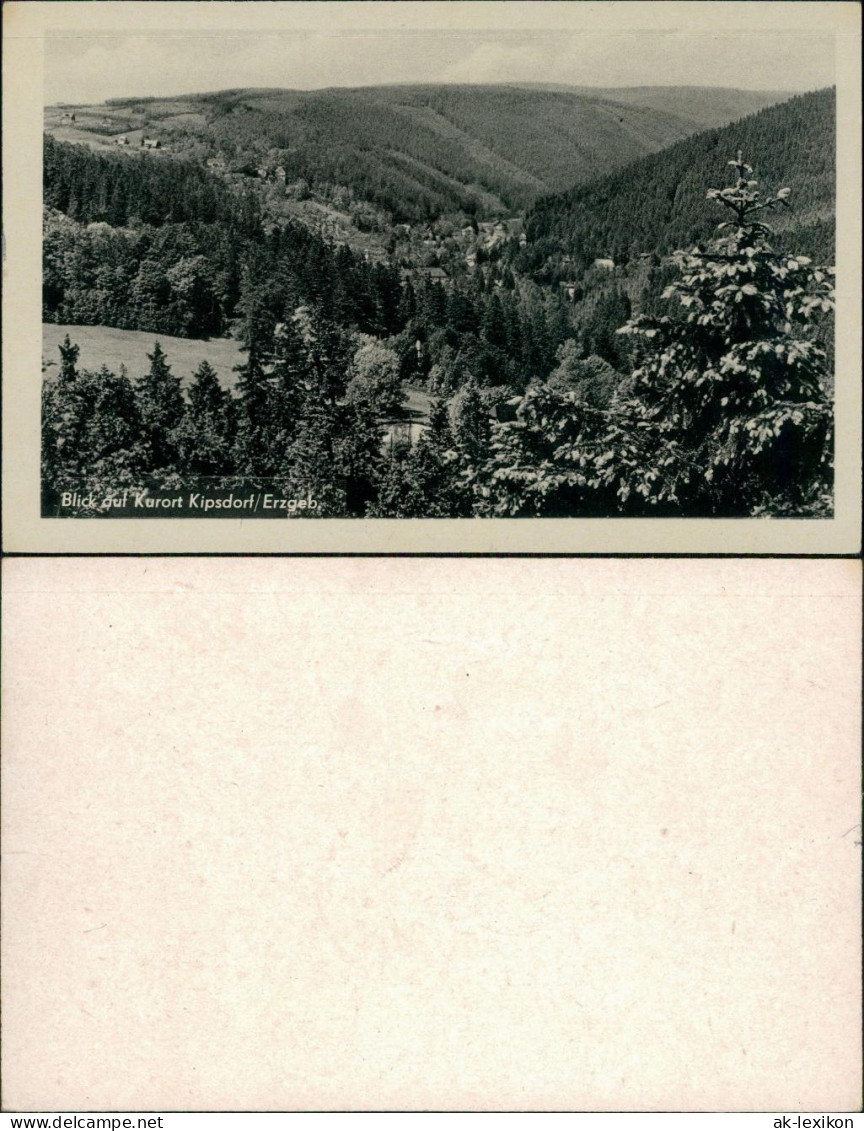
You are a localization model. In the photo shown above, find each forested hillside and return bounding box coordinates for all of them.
[45,83,788,223]
[42,134,411,339]
[43,133,241,226]
[518,88,835,279]
[42,133,578,391]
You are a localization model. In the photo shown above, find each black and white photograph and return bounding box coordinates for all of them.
[36,10,840,523]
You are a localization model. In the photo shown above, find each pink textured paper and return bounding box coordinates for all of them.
[1,558,860,1111]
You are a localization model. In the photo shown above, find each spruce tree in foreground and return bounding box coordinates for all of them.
[175,360,234,476]
[43,335,82,500]
[479,152,835,517]
[232,287,277,475]
[136,343,186,472]
[58,334,80,384]
[43,357,147,508]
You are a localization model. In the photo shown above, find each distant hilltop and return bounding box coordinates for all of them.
[44,82,796,223]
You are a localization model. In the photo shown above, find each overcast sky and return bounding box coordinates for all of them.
[46,28,835,106]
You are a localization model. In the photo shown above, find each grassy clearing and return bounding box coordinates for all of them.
[42,324,434,420]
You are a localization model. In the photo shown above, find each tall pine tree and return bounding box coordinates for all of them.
[175,361,234,476]
[136,343,185,472]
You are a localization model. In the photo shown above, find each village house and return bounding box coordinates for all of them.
[114,135,130,146]
[400,266,449,283]
[416,266,448,281]
[494,400,519,423]
[483,220,510,251]
[141,137,161,149]
[593,257,615,271]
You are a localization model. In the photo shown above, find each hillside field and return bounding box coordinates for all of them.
[41,323,434,422]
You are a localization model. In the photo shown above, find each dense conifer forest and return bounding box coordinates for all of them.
[517,88,835,279]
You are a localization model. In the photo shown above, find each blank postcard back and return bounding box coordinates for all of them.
[1,557,860,1112]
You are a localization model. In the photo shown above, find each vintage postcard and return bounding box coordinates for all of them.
[2,1,861,553]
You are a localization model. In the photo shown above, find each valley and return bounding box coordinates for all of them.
[45,82,793,222]
[41,82,837,520]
